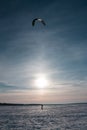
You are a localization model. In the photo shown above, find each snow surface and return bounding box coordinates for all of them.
[0,104,87,130]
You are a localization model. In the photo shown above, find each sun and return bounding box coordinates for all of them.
[35,75,48,88]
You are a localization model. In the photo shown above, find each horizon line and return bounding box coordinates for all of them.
[0,102,87,106]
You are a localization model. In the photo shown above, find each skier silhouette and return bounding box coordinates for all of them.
[41,104,43,110]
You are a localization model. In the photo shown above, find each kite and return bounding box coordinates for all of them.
[32,18,46,26]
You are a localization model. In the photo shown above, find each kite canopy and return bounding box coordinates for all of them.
[32,18,46,26]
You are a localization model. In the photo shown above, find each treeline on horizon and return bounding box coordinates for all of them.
[0,103,41,106]
[0,102,87,106]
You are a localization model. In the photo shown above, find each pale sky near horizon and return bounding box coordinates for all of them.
[0,0,87,104]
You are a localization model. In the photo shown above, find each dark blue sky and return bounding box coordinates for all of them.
[0,0,87,103]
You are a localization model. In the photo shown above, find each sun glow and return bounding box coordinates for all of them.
[35,75,48,88]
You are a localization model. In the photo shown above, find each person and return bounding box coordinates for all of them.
[41,104,43,110]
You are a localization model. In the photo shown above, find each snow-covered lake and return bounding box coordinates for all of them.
[0,104,87,130]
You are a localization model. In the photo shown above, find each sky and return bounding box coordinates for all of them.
[0,0,87,104]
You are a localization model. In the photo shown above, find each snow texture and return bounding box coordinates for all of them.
[0,104,87,130]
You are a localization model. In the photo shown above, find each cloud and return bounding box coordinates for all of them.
[0,82,16,92]
[0,81,35,93]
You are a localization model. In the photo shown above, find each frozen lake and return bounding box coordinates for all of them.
[0,104,87,130]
